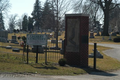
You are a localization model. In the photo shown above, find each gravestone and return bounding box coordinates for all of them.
[111,32,116,36]
[6,46,12,49]
[46,34,50,39]
[50,46,61,50]
[12,48,20,52]
[90,31,94,38]
[60,38,62,40]
[11,36,17,43]
[49,33,53,38]
[89,49,103,58]
[51,40,56,43]
[0,31,8,42]
[95,32,100,36]
[58,32,61,36]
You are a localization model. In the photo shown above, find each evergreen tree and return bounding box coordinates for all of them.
[0,12,5,30]
[41,0,56,30]
[22,15,28,31]
[32,0,42,31]
[28,17,34,31]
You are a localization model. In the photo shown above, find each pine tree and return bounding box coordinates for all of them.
[22,15,28,31]
[41,0,56,30]
[28,17,34,31]
[32,0,42,31]
[0,12,5,30]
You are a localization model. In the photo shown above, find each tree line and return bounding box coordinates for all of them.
[8,0,58,32]
[0,0,120,36]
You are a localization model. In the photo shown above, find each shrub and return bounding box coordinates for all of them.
[113,37,120,42]
[58,58,67,66]
[22,36,26,43]
[18,36,21,40]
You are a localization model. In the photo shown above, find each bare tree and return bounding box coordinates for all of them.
[51,0,72,48]
[73,0,84,13]
[0,0,10,12]
[73,0,103,31]
[90,0,120,36]
[8,14,18,32]
[109,6,120,33]
[17,18,22,30]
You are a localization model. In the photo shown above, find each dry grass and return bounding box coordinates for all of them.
[0,32,120,75]
[0,43,120,75]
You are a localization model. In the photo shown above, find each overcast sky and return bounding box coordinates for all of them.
[9,0,45,17]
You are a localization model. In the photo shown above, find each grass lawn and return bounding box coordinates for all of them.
[0,44,120,75]
[0,32,120,75]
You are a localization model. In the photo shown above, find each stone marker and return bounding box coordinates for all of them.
[0,31,8,42]
[90,31,94,38]
[58,32,61,36]
[51,40,56,43]
[12,48,20,52]
[89,49,103,58]
[11,36,17,43]
[14,42,19,44]
[50,46,61,50]
[6,46,12,49]
[111,32,116,36]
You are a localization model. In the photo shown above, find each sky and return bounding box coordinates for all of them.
[4,0,46,29]
[9,0,45,17]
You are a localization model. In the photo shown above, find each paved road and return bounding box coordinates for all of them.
[0,43,120,80]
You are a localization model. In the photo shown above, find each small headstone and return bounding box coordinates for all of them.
[89,49,103,58]
[14,42,19,44]
[109,34,112,40]
[49,33,53,38]
[95,32,100,36]
[60,38,62,40]
[0,31,8,42]
[7,40,9,43]
[90,32,94,38]
[47,34,50,39]
[58,32,61,36]
[12,48,20,52]
[111,32,116,36]
[50,46,61,50]
[6,46,12,49]
[51,40,56,43]
[11,36,17,43]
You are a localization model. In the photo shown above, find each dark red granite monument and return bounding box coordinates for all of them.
[65,14,89,67]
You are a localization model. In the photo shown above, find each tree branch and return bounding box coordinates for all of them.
[110,3,120,11]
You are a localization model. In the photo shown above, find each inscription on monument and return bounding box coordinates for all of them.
[66,18,80,52]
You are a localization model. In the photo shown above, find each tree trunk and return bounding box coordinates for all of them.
[102,10,109,36]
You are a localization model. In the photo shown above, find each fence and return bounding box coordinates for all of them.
[0,39,64,64]
[32,40,64,63]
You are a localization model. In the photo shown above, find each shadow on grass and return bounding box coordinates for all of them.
[34,66,58,70]
[89,69,118,77]
[69,65,118,76]
[30,63,58,70]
